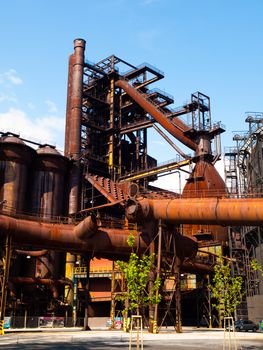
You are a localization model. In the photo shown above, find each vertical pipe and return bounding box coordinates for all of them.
[148,241,155,333]
[68,38,85,215]
[73,275,77,326]
[154,220,162,328]
[84,255,91,330]
[64,253,75,311]
[175,257,182,333]
[64,54,74,157]
[69,38,85,160]
[108,78,115,176]
[110,261,115,328]
[0,235,12,323]
[207,275,212,328]
[135,134,140,171]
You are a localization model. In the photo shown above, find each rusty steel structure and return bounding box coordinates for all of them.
[1,38,263,331]
[224,113,263,322]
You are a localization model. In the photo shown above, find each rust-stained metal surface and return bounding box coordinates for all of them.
[15,249,48,257]
[0,214,200,261]
[182,159,228,241]
[115,79,198,151]
[9,277,72,299]
[126,196,263,226]
[86,174,126,203]
[2,38,263,326]
[31,145,68,219]
[0,214,145,257]
[64,54,74,158]
[68,38,85,160]
[0,136,34,213]
[66,39,85,215]
[31,145,68,279]
[182,160,226,198]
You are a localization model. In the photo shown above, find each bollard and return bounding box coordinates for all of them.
[123,317,127,332]
[152,320,158,334]
[149,320,158,334]
[0,320,5,335]
[126,317,131,332]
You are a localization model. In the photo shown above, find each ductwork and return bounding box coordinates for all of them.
[126,197,263,226]
[0,213,199,261]
[15,249,48,257]
[115,79,197,151]
[0,214,145,257]
[9,277,73,299]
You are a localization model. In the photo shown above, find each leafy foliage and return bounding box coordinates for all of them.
[250,259,263,277]
[116,234,161,314]
[210,254,243,320]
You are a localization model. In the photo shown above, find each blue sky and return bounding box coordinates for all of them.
[0,0,263,185]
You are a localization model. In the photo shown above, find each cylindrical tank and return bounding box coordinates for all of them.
[31,145,68,219]
[0,135,34,213]
[31,145,68,279]
[182,159,228,242]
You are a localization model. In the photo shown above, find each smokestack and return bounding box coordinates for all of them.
[69,38,86,159]
[66,39,86,214]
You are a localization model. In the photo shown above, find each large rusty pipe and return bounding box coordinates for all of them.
[0,215,145,257]
[68,39,85,215]
[115,79,197,151]
[69,38,85,159]
[15,249,48,257]
[64,54,74,158]
[74,215,97,239]
[126,197,263,226]
[10,277,72,287]
[0,214,199,261]
[10,277,72,299]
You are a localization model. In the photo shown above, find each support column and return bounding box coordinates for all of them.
[207,275,212,329]
[110,261,116,328]
[148,220,162,333]
[175,257,182,333]
[153,220,162,332]
[108,78,115,177]
[84,255,91,330]
[148,241,155,333]
[0,234,12,333]
[64,253,75,319]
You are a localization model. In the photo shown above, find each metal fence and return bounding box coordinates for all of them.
[4,316,85,329]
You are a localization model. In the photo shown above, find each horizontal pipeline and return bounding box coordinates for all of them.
[126,197,263,226]
[0,215,144,258]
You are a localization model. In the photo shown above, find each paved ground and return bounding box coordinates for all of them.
[0,327,263,349]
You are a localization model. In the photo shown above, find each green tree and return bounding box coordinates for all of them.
[210,254,243,326]
[116,234,161,316]
[250,259,263,277]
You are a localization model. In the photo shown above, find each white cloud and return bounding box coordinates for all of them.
[40,115,65,132]
[0,108,65,149]
[0,92,17,103]
[45,100,58,113]
[0,69,23,85]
